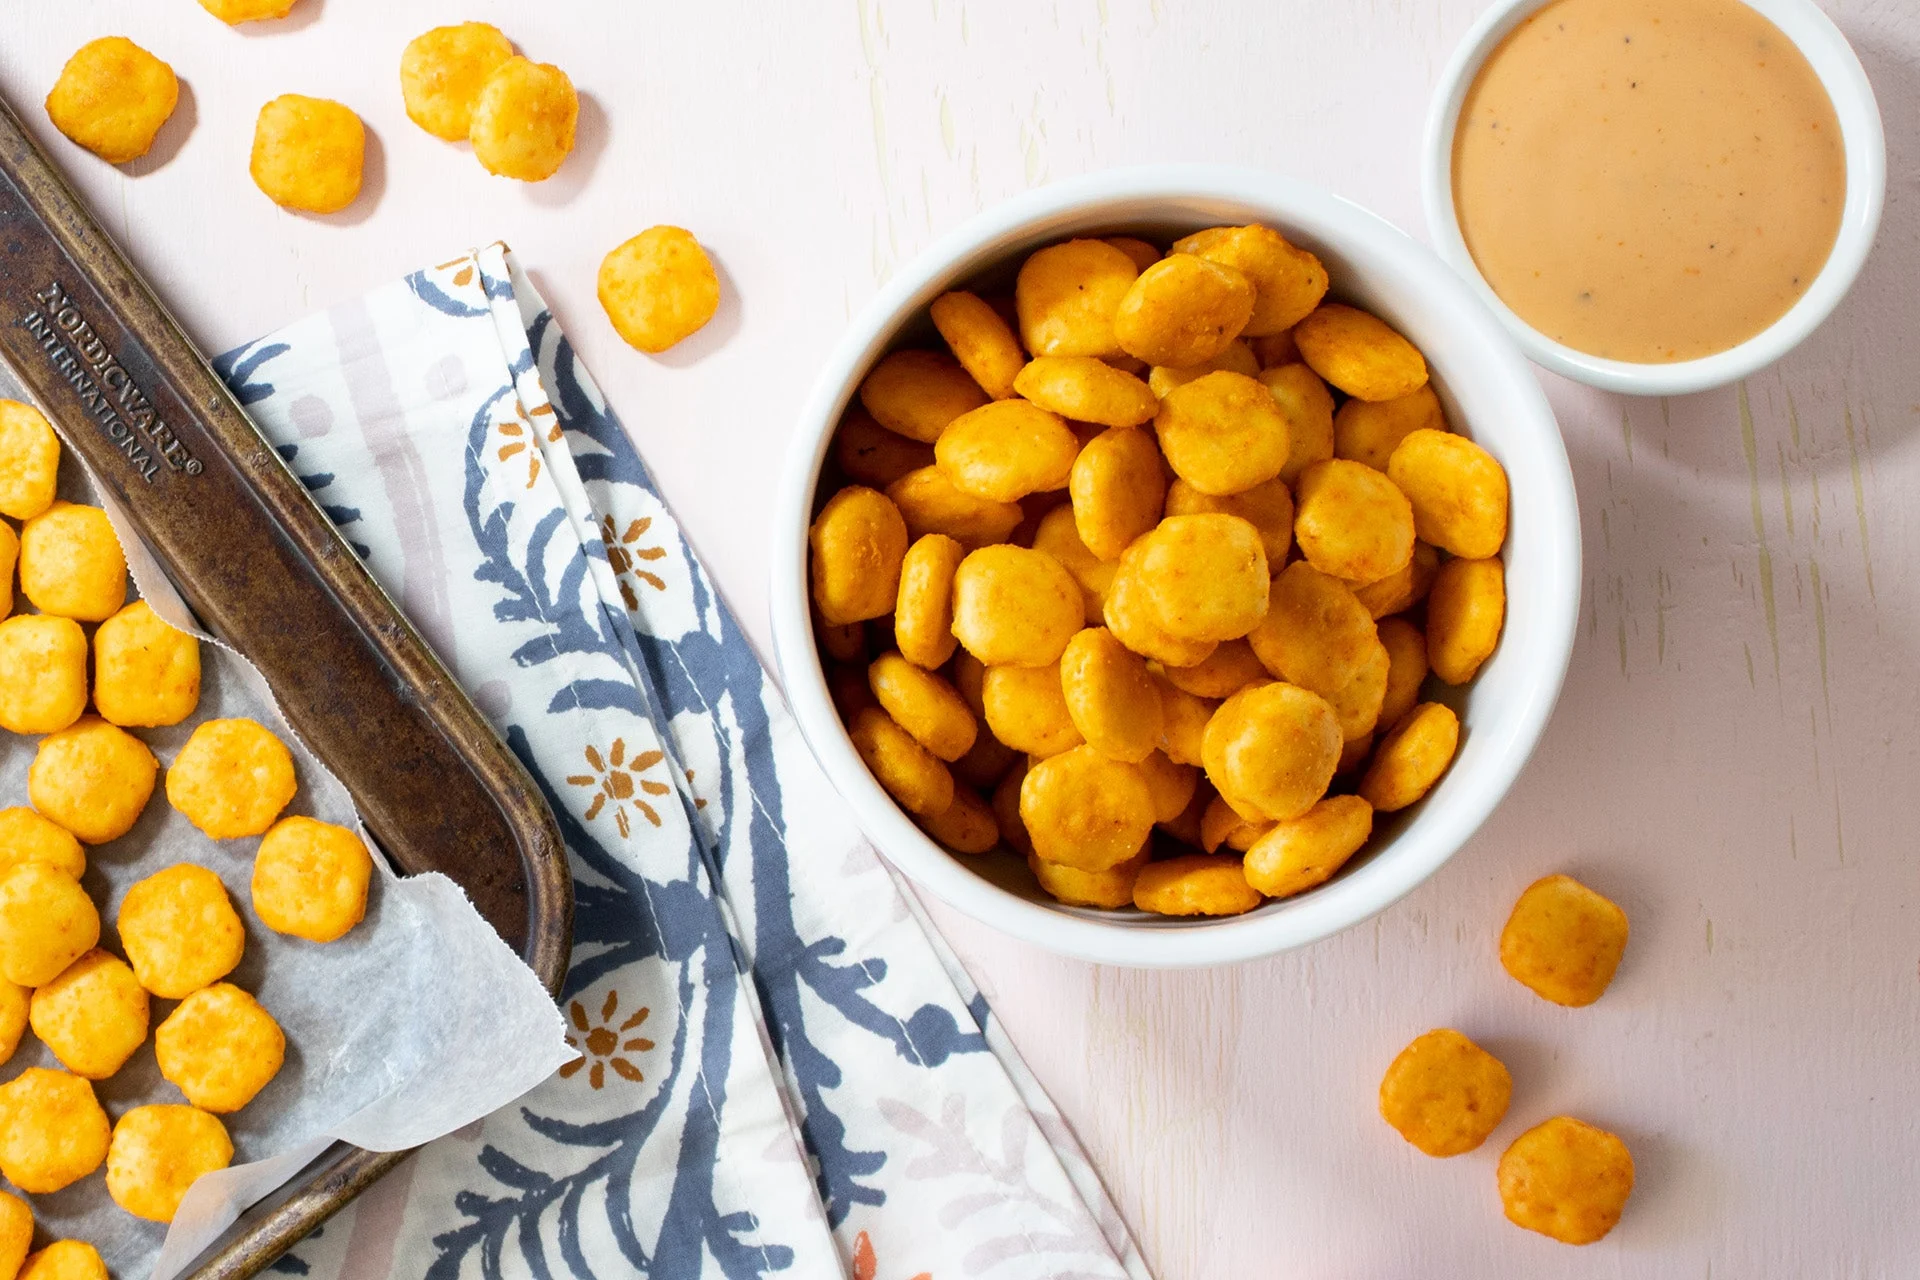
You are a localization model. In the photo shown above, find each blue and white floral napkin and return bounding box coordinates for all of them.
[211,244,1149,1280]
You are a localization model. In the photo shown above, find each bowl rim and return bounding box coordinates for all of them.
[1420,0,1887,397]
[771,164,1582,968]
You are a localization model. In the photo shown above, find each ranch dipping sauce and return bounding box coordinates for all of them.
[1452,0,1846,364]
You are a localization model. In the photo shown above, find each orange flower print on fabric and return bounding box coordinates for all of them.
[496,410,563,489]
[567,737,671,837]
[559,988,655,1089]
[599,513,669,610]
[850,1231,931,1280]
[433,254,476,289]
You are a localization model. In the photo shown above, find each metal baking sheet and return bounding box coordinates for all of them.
[0,89,572,1279]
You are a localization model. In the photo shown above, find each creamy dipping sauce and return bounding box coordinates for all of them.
[1452,0,1846,363]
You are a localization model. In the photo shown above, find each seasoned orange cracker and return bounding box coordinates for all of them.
[1498,1116,1634,1244]
[252,817,375,944]
[1378,1028,1512,1156]
[106,1104,233,1223]
[598,227,720,354]
[250,96,365,214]
[29,949,149,1080]
[119,864,244,998]
[469,57,577,181]
[401,22,515,140]
[0,1068,110,1193]
[45,37,178,164]
[0,863,99,988]
[167,717,298,839]
[156,983,286,1113]
[27,718,156,845]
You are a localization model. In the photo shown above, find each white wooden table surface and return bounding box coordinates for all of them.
[5,2,1916,1275]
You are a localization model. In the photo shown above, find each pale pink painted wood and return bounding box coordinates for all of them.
[4,1,1915,1274]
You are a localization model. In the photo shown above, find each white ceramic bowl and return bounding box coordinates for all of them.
[1422,0,1886,397]
[771,166,1581,968]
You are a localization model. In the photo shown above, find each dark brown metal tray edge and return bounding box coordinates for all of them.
[0,95,572,1278]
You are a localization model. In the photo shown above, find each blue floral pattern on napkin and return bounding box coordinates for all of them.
[213,245,1149,1280]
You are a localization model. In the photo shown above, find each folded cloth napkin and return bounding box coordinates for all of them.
[211,244,1150,1280]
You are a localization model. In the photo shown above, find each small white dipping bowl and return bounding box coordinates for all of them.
[1422,0,1886,397]
[771,166,1581,969]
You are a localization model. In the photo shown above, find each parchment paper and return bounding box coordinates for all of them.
[2,464,573,1280]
